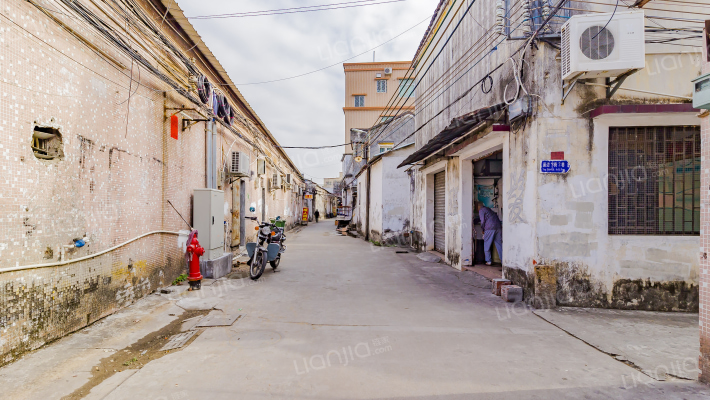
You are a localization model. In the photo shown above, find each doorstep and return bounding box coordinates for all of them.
[463,264,503,281]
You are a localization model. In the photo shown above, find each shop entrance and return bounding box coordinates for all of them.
[469,151,503,279]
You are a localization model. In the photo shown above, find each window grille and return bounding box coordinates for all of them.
[608,126,700,235]
[376,80,387,93]
[354,95,365,107]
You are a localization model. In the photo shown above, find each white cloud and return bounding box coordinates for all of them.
[176,0,435,183]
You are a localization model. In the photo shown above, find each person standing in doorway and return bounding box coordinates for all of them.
[476,202,502,265]
[314,209,320,223]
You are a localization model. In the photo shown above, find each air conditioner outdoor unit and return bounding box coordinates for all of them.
[384,67,392,75]
[229,151,250,177]
[561,10,645,81]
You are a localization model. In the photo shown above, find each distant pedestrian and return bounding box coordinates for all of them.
[314,209,320,223]
[476,203,502,265]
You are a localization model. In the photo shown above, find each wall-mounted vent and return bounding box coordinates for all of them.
[32,124,64,160]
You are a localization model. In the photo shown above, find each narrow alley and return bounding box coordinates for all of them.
[1,221,707,399]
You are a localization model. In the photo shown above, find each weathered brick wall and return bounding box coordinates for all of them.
[701,54,710,383]
[0,0,303,366]
[0,234,182,365]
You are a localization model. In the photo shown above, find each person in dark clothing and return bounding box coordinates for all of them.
[314,209,320,223]
[476,202,502,265]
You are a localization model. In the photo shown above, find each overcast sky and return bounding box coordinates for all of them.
[175,0,436,184]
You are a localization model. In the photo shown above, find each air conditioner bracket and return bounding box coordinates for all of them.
[562,74,584,104]
[605,69,641,99]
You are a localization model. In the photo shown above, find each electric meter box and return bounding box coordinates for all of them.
[193,188,225,260]
[692,72,710,110]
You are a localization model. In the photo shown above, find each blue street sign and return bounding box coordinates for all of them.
[540,160,570,174]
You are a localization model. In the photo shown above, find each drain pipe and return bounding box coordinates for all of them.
[211,119,217,189]
[205,119,212,188]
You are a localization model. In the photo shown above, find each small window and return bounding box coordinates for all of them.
[397,79,415,98]
[32,125,64,160]
[379,142,393,154]
[376,80,387,93]
[354,95,365,107]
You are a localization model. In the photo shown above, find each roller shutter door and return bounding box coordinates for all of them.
[434,171,445,252]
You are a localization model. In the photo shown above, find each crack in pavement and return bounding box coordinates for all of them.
[531,310,671,382]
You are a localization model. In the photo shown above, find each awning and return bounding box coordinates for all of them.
[397,103,506,168]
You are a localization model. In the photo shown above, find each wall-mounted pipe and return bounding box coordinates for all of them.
[212,118,218,189]
[206,119,213,188]
[2,231,179,274]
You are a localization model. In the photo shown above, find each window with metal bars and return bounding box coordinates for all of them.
[608,126,700,235]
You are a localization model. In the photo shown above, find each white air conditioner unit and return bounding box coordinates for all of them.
[229,151,250,177]
[561,10,645,81]
[384,67,392,75]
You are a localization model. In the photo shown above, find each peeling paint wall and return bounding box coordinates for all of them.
[0,0,303,366]
[410,0,702,311]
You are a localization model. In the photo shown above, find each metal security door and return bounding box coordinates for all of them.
[434,171,445,252]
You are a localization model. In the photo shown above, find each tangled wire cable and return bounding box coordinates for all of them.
[197,75,211,104]
[481,74,493,94]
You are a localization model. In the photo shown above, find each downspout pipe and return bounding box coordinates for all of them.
[205,119,212,188]
[211,119,217,189]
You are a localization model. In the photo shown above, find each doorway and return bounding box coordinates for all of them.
[433,171,446,252]
[470,152,503,279]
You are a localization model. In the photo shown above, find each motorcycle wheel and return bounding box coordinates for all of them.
[270,256,280,270]
[249,251,266,280]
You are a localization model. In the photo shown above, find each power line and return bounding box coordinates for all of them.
[344,0,568,187]
[358,0,468,152]
[188,0,406,19]
[365,0,479,147]
[279,143,352,149]
[209,15,432,86]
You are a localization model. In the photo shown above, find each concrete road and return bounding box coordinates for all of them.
[4,221,709,399]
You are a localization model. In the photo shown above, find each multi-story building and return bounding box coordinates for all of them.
[323,172,344,194]
[342,61,414,156]
[341,61,415,216]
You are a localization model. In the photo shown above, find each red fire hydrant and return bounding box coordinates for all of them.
[186,232,204,290]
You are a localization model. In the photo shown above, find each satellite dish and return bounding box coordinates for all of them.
[354,156,363,163]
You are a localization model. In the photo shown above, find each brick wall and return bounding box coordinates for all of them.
[0,0,303,366]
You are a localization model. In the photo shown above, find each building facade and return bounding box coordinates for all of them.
[0,0,303,366]
[699,22,710,383]
[403,0,703,312]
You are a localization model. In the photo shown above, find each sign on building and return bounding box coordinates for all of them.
[540,160,571,174]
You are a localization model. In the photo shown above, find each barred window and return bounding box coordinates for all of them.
[608,126,700,235]
[354,95,365,107]
[376,80,387,93]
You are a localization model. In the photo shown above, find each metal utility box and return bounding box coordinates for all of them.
[193,188,224,260]
[692,72,710,110]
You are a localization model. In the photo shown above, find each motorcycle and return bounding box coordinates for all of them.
[245,216,286,280]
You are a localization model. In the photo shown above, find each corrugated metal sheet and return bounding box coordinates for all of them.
[398,103,506,168]
[434,171,445,252]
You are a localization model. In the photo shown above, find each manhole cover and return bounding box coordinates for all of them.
[197,313,243,327]
[160,330,197,351]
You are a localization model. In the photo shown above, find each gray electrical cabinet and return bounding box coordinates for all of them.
[193,188,224,260]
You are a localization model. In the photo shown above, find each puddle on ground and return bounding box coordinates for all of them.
[62,309,209,400]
